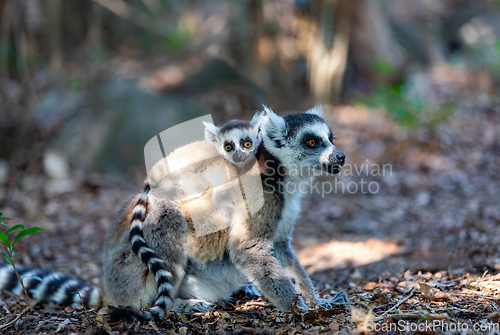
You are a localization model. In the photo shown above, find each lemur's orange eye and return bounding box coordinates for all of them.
[307,139,316,147]
[329,137,334,144]
[244,141,252,148]
[225,144,233,151]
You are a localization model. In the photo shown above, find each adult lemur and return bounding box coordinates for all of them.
[0,106,347,321]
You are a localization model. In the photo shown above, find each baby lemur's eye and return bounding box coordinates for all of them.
[306,139,317,147]
[224,143,233,151]
[244,140,252,148]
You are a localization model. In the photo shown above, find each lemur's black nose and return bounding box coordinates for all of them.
[335,152,346,166]
[233,151,246,162]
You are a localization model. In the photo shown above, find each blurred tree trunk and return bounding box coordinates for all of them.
[350,0,404,79]
[310,0,351,103]
[295,0,404,103]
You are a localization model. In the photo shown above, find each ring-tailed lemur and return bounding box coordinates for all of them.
[203,113,262,168]
[0,106,348,321]
[103,106,347,320]
[126,116,264,319]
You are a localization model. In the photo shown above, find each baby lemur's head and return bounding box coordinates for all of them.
[203,114,263,168]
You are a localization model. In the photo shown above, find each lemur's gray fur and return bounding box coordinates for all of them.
[0,106,347,322]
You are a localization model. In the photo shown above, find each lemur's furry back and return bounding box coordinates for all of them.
[103,106,347,320]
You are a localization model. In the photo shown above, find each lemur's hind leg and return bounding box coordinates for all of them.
[104,196,212,320]
[139,197,214,314]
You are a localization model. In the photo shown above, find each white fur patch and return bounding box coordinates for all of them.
[276,190,303,240]
[319,146,335,165]
[88,287,101,307]
[129,234,144,245]
[305,105,324,117]
[132,204,146,215]
[181,262,246,302]
[148,257,165,267]
[36,272,62,298]
[155,269,173,282]
[138,246,156,256]
[130,219,143,229]
[158,282,174,294]
[53,279,79,304]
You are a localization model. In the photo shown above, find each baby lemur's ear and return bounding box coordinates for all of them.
[305,105,323,118]
[203,121,220,144]
[260,106,286,141]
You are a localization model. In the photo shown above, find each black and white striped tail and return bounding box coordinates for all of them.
[0,263,101,308]
[128,183,175,320]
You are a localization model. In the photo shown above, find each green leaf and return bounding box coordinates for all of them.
[6,224,24,234]
[12,227,45,247]
[0,231,10,248]
[1,252,13,264]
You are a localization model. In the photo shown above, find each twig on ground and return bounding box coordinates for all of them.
[73,291,93,324]
[449,292,500,300]
[374,287,415,321]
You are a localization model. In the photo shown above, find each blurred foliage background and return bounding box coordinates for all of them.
[0,0,498,177]
[1,2,500,314]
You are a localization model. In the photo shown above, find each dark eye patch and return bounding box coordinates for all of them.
[302,133,322,148]
[224,141,235,151]
[240,137,252,146]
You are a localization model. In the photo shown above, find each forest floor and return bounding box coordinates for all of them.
[1,76,500,333]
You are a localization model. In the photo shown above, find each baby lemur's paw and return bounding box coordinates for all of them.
[172,298,214,313]
[314,290,350,309]
[330,290,349,304]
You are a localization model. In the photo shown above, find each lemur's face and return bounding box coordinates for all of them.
[261,107,346,177]
[217,127,261,167]
[204,120,261,168]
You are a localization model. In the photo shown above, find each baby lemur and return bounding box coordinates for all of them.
[126,115,263,318]
[0,106,348,322]
[203,113,262,168]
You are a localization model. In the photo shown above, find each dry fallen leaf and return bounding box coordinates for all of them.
[350,308,375,335]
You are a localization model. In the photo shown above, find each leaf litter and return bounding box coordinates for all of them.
[1,68,500,333]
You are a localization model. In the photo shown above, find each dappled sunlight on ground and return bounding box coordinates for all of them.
[297,238,401,274]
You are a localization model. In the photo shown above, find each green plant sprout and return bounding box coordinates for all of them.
[0,211,44,300]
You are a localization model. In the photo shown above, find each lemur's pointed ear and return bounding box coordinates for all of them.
[305,105,323,118]
[261,106,286,140]
[250,110,265,130]
[203,121,220,144]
